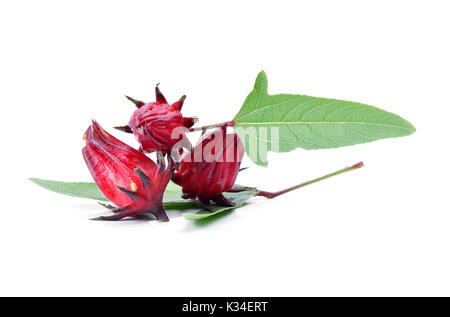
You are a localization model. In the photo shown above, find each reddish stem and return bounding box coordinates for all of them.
[257,161,364,198]
[188,121,235,132]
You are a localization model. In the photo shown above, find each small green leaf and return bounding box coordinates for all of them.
[233,71,416,166]
[182,188,258,220]
[30,178,183,203]
[29,178,109,201]
[30,178,257,219]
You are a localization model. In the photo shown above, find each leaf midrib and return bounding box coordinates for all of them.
[235,121,413,130]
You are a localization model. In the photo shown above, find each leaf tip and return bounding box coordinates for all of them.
[398,116,416,135]
[28,177,42,185]
[254,70,268,93]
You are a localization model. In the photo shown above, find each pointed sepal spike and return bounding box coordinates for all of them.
[152,208,170,222]
[125,95,145,108]
[98,202,116,210]
[117,186,140,201]
[198,198,213,211]
[182,116,198,129]
[134,167,152,189]
[226,186,252,193]
[114,125,133,133]
[212,193,235,207]
[90,210,137,221]
[155,83,167,103]
[172,95,186,110]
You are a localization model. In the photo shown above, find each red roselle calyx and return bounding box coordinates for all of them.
[115,85,197,154]
[172,126,244,209]
[82,120,173,221]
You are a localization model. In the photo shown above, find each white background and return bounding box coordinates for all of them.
[1,0,449,296]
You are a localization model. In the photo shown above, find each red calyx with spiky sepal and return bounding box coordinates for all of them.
[82,120,173,221]
[116,85,196,154]
[172,126,244,209]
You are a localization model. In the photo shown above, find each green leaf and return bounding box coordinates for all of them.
[233,71,416,166]
[30,177,257,220]
[29,178,109,201]
[182,188,258,220]
[30,178,183,203]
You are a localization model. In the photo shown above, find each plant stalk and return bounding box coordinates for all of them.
[257,161,364,198]
[188,121,235,132]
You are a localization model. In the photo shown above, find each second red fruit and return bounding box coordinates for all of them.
[172,126,244,209]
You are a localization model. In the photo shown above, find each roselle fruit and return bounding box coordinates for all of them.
[172,126,244,209]
[116,85,197,154]
[82,120,173,221]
